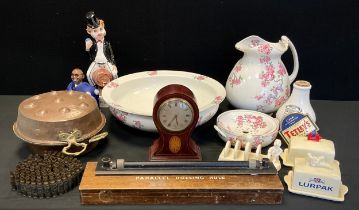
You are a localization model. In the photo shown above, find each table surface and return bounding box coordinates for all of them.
[0,95,358,210]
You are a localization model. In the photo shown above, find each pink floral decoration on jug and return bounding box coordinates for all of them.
[227,64,243,88]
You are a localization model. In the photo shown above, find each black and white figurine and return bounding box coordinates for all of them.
[85,11,118,89]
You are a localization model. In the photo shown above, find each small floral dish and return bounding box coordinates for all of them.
[214,110,279,147]
[102,70,226,132]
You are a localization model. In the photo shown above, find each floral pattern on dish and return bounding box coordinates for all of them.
[235,114,267,130]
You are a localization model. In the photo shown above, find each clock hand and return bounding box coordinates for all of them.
[168,115,178,127]
[175,115,179,125]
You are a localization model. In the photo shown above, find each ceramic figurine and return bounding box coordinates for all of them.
[276,80,316,123]
[226,35,299,113]
[267,139,283,171]
[66,68,99,102]
[85,11,118,89]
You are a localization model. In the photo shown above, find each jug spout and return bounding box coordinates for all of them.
[235,35,290,54]
[235,35,266,52]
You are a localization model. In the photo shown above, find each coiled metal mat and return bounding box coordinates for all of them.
[10,151,84,198]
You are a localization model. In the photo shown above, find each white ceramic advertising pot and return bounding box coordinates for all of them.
[276,80,316,123]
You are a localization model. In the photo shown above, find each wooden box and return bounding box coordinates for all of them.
[79,162,283,204]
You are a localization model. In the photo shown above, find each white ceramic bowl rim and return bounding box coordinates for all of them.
[216,109,279,137]
[102,70,226,116]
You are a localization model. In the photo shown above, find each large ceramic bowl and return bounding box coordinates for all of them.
[214,110,279,147]
[102,70,226,132]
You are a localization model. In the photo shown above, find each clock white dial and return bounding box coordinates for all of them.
[158,98,194,132]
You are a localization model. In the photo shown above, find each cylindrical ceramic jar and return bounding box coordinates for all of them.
[276,80,316,123]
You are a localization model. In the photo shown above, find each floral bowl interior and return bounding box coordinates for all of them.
[102,70,226,130]
[217,110,279,137]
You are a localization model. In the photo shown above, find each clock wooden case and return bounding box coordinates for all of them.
[149,84,201,161]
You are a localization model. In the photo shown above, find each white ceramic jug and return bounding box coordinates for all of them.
[276,80,316,123]
[226,35,299,113]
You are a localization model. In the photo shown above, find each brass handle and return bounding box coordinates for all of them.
[58,130,107,156]
[89,132,108,143]
[62,138,88,156]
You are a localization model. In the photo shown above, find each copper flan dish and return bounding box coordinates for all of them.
[13,91,106,149]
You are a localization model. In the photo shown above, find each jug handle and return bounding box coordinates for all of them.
[282,36,299,84]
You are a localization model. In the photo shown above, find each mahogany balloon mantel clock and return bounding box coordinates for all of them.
[149,84,202,161]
